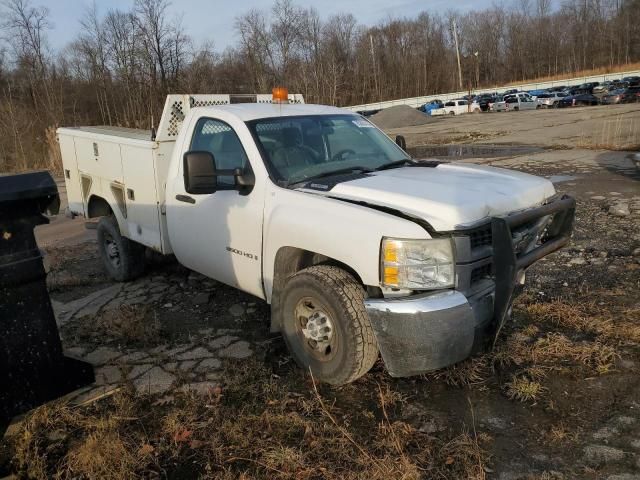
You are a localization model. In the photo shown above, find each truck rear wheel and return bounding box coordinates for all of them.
[96,216,145,282]
[280,265,378,385]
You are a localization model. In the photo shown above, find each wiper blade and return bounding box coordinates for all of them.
[375,159,417,171]
[290,166,373,185]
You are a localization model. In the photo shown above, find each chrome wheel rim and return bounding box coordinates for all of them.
[294,297,336,361]
[104,233,121,268]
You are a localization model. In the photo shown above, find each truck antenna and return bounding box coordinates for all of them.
[150,114,156,141]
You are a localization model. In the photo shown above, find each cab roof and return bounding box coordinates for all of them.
[192,103,352,122]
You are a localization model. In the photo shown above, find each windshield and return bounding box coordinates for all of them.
[246,114,410,185]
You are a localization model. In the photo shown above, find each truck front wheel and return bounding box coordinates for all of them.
[96,215,145,282]
[280,265,378,385]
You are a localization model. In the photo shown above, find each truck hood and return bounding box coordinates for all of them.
[301,163,556,231]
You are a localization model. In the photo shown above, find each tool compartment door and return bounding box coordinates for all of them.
[120,144,163,252]
[58,134,85,216]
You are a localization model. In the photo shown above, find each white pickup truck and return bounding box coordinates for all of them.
[431,99,470,116]
[58,92,575,385]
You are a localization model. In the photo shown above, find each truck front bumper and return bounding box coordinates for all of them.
[365,288,494,377]
[365,194,576,378]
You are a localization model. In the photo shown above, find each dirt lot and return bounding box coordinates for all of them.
[1,105,639,479]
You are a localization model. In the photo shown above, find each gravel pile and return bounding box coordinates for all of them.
[369,105,436,129]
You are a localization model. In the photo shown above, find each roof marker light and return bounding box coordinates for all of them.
[272,87,289,104]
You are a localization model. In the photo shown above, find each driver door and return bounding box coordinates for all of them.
[166,116,265,299]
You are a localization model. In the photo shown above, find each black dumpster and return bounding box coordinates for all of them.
[0,171,94,434]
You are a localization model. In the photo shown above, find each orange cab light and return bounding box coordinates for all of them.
[272,86,289,104]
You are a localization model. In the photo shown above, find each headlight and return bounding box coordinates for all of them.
[381,237,455,290]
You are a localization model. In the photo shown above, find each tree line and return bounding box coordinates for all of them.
[0,0,638,173]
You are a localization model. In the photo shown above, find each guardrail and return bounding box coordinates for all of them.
[345,69,640,113]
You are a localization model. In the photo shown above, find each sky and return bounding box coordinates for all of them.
[43,0,491,52]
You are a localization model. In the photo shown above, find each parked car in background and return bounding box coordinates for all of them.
[592,84,608,95]
[504,94,537,111]
[476,94,496,112]
[503,89,519,95]
[536,92,567,108]
[620,86,640,103]
[570,83,595,95]
[419,100,444,115]
[527,89,548,99]
[558,94,599,107]
[549,86,567,92]
[622,76,640,86]
[601,88,627,104]
[439,99,470,115]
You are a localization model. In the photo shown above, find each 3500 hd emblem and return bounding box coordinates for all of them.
[226,246,258,261]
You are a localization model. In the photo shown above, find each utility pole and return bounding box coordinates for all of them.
[370,34,379,99]
[452,19,463,91]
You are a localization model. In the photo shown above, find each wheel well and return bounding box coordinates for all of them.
[87,195,113,218]
[269,247,364,332]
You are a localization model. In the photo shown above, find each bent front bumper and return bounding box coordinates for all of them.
[365,194,576,378]
[365,288,494,377]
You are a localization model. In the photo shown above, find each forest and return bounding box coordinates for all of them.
[0,0,638,172]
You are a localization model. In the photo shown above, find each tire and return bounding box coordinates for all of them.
[449,111,455,116]
[514,106,519,111]
[279,265,378,385]
[96,215,145,282]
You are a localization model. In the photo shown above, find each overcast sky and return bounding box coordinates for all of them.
[44,0,502,52]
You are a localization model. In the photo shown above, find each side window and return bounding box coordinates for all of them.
[190,118,249,187]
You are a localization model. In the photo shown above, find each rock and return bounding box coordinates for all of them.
[163,303,173,308]
[208,335,239,350]
[593,426,618,440]
[607,475,640,480]
[583,445,625,465]
[229,304,245,317]
[180,381,220,396]
[196,358,222,371]
[134,367,176,394]
[218,341,253,359]
[591,196,606,200]
[633,247,640,257]
[56,284,123,325]
[95,365,123,385]
[614,416,636,427]
[118,351,151,363]
[178,360,197,371]
[417,417,446,433]
[569,257,586,265]
[128,363,154,379]
[191,292,210,305]
[609,203,630,217]
[85,347,122,365]
[176,346,213,360]
[609,192,622,196]
[64,346,87,358]
[631,439,640,449]
[485,416,508,430]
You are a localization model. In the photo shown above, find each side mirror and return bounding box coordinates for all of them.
[395,135,407,151]
[184,151,218,194]
[233,167,255,196]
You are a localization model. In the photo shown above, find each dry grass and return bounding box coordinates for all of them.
[502,62,640,86]
[425,357,490,387]
[6,359,491,479]
[505,376,546,403]
[72,304,162,345]
[522,300,640,345]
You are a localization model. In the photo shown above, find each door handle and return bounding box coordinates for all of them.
[175,194,195,204]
